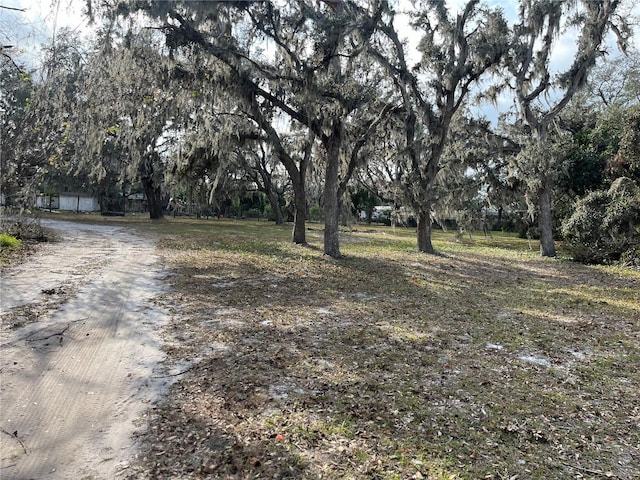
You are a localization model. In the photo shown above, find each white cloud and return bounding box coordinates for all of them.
[17,0,89,34]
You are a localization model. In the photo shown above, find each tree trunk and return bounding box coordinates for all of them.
[140,158,163,220]
[142,176,163,220]
[289,170,307,244]
[291,129,316,245]
[266,190,284,225]
[537,178,556,257]
[417,208,435,254]
[253,152,284,226]
[323,130,342,258]
[270,129,312,244]
[292,194,306,244]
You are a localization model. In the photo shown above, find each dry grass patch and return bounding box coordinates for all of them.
[118,220,639,479]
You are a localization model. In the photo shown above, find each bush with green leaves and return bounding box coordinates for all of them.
[0,233,22,251]
[562,177,640,265]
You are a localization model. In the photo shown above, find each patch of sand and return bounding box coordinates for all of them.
[0,220,169,479]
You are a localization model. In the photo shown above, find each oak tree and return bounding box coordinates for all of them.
[371,0,509,253]
[506,0,629,256]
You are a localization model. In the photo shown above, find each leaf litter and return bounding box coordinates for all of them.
[122,225,639,480]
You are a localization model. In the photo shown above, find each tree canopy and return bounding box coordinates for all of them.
[2,0,637,263]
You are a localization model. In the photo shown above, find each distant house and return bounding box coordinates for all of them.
[37,192,98,212]
[36,194,60,210]
[58,192,100,212]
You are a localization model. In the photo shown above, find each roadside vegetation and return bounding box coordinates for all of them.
[0,211,49,265]
[0,232,21,248]
[0,233,22,266]
[100,217,639,480]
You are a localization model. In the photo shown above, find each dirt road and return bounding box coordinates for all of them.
[0,219,169,479]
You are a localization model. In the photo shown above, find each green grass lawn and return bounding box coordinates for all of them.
[29,214,640,478]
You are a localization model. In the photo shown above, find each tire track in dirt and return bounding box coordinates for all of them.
[0,220,169,479]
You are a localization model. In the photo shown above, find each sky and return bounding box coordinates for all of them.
[4,0,638,66]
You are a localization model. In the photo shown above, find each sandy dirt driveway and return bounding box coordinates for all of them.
[0,219,169,479]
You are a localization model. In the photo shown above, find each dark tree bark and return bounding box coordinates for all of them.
[322,127,343,258]
[140,158,164,220]
[291,176,307,244]
[292,130,314,245]
[537,177,556,257]
[141,178,164,219]
[417,208,435,254]
[266,190,284,225]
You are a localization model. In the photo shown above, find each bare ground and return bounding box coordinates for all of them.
[0,219,169,479]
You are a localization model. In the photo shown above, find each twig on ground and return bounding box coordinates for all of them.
[1,428,28,455]
[2,317,87,347]
[153,365,197,378]
[27,324,69,343]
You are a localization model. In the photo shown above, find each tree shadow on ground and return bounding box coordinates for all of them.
[131,238,640,479]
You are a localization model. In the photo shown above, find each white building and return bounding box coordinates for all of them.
[36,192,99,212]
[58,192,99,212]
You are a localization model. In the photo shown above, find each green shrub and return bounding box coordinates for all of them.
[0,233,22,250]
[245,208,263,219]
[562,177,640,265]
[262,203,273,220]
[309,205,323,222]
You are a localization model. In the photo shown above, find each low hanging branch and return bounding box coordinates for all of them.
[0,5,25,11]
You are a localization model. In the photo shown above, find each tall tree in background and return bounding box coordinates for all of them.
[431,112,521,236]
[74,29,179,219]
[7,29,86,204]
[507,0,629,257]
[241,141,287,225]
[580,52,640,109]
[568,50,640,186]
[372,0,509,253]
[610,105,640,184]
[90,0,391,257]
[0,62,32,204]
[244,100,315,244]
